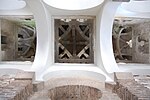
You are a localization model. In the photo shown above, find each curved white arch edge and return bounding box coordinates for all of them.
[37,0,121,81]
[0,0,26,10]
[99,1,121,73]
[26,0,53,79]
[43,0,104,10]
[0,0,121,82]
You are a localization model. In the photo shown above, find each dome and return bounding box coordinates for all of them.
[0,0,26,10]
[43,0,104,10]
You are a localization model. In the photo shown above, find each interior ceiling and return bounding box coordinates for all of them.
[0,0,26,10]
[115,0,150,18]
[120,0,150,13]
[44,1,102,16]
[43,0,104,10]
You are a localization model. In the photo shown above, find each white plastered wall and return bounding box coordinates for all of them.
[115,0,150,75]
[98,0,121,73]
[38,1,109,81]
[25,0,53,80]
[36,0,122,81]
[0,0,33,71]
[29,0,150,81]
[0,0,123,81]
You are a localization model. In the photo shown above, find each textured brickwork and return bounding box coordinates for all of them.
[0,71,34,100]
[48,85,102,100]
[115,80,150,100]
[132,22,150,63]
[28,77,121,100]
[134,75,150,89]
[0,80,33,100]
[114,73,150,100]
[100,91,121,100]
[105,82,116,93]
[33,81,44,92]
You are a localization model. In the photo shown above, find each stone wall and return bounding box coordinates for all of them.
[0,18,36,62]
[0,71,35,100]
[1,19,17,61]
[115,79,150,100]
[113,20,150,63]
[114,72,150,100]
[132,21,150,63]
[49,85,102,100]
[134,75,150,89]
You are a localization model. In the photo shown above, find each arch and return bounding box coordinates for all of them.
[99,1,121,73]
[25,0,52,80]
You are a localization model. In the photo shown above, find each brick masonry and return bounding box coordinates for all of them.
[0,71,35,100]
[48,85,102,100]
[114,72,150,100]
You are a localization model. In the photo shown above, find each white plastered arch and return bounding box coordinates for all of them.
[25,0,52,80]
[24,0,122,81]
[99,1,121,73]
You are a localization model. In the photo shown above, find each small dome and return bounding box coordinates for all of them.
[0,0,26,10]
[43,0,104,10]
